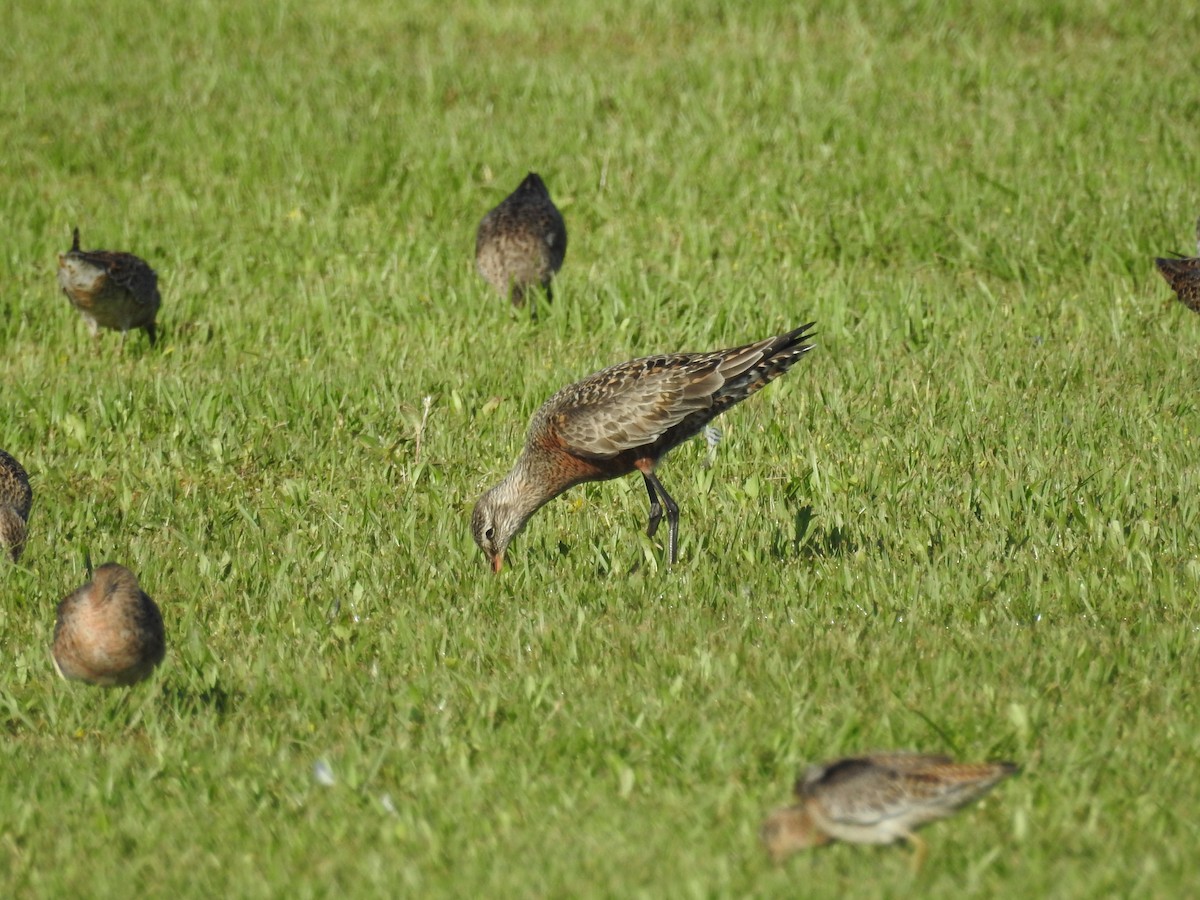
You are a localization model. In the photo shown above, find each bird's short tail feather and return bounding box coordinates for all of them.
[713,322,816,412]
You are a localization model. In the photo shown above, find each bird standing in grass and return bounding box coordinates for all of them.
[760,752,1018,871]
[471,323,816,572]
[57,227,162,345]
[52,563,166,687]
[1154,216,1200,314]
[475,172,567,316]
[0,450,33,563]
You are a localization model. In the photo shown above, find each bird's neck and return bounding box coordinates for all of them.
[498,452,570,521]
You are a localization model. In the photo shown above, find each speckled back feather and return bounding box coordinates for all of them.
[534,322,816,462]
[800,753,1017,829]
[1155,256,1200,313]
[0,449,33,562]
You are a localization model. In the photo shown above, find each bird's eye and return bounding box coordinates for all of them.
[484,527,495,541]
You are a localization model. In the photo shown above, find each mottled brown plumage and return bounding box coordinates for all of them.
[471,323,816,572]
[57,227,162,345]
[0,450,33,563]
[52,563,166,687]
[475,172,567,314]
[761,753,1018,870]
[1154,216,1200,314]
[1155,258,1200,313]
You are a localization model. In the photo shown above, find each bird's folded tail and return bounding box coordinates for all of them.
[710,321,817,413]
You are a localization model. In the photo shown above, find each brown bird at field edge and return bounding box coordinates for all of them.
[52,562,166,687]
[0,449,33,563]
[760,752,1018,872]
[1154,215,1200,314]
[471,323,816,572]
[475,172,567,316]
[57,227,162,345]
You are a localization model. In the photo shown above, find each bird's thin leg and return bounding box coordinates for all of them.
[643,474,663,538]
[645,471,680,565]
[906,832,928,874]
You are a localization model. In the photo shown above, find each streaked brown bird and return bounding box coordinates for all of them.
[1154,216,1200,313]
[57,227,162,345]
[0,449,33,563]
[52,563,166,687]
[475,172,567,315]
[760,752,1018,871]
[471,323,816,572]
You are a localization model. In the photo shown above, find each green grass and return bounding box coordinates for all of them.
[2,0,1199,895]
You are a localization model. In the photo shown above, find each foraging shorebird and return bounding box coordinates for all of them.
[57,227,162,345]
[0,450,33,563]
[52,563,166,687]
[1154,216,1200,313]
[760,753,1018,871]
[475,172,567,315]
[471,323,816,572]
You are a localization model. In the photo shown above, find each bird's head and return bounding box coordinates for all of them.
[470,483,529,574]
[759,804,830,864]
[517,172,549,198]
[92,562,140,601]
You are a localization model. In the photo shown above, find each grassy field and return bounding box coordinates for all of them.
[2,0,1199,895]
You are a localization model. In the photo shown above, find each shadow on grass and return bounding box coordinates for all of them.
[779,505,863,559]
[159,682,241,718]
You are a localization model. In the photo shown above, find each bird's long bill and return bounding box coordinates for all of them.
[490,551,504,574]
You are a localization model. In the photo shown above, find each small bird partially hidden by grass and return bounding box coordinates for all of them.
[57,227,162,346]
[1154,216,1200,314]
[760,752,1018,872]
[475,172,567,318]
[52,562,166,687]
[0,449,33,563]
